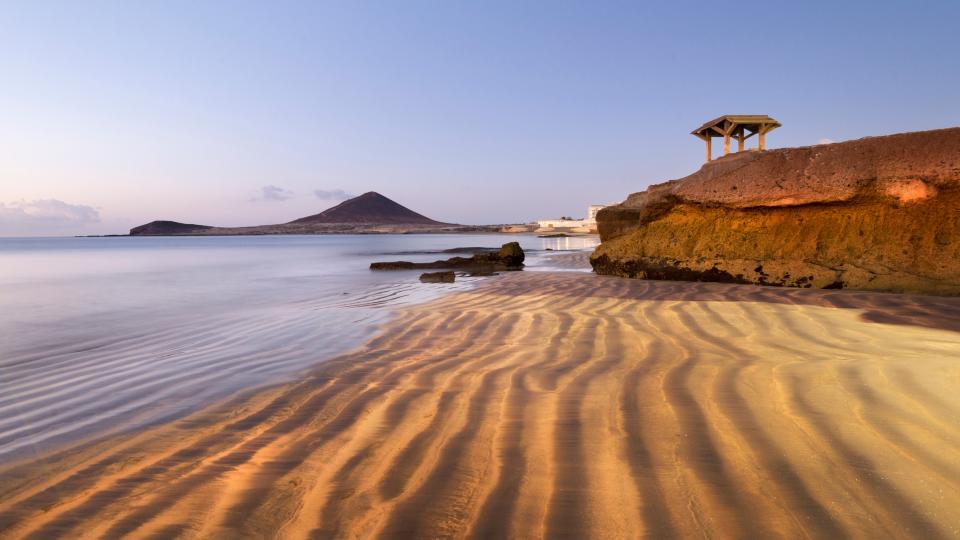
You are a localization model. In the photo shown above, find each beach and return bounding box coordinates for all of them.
[4,1,957,538]
[2,270,959,539]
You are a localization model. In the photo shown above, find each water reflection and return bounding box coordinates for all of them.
[0,234,596,461]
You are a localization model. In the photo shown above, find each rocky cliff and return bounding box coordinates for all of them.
[591,127,960,295]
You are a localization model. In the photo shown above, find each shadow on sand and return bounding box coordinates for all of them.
[475,272,960,334]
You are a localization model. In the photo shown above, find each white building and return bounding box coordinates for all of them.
[537,204,611,232]
[587,204,606,221]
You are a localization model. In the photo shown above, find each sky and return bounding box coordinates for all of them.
[1,1,958,236]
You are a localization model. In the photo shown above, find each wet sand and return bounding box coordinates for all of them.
[2,272,960,539]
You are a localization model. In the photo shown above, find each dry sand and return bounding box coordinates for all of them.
[2,272,960,539]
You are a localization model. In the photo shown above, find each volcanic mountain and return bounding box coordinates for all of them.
[128,191,480,235]
[290,191,445,225]
[129,220,213,235]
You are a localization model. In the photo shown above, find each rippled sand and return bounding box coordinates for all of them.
[2,272,959,539]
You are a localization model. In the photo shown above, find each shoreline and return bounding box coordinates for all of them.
[0,244,594,465]
[2,271,959,538]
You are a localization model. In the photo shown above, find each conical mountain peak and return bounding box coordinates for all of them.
[289,192,443,225]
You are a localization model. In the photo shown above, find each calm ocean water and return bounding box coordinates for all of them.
[0,234,597,461]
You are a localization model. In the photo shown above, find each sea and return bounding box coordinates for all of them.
[0,234,597,462]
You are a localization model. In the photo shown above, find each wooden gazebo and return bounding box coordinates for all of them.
[692,115,781,162]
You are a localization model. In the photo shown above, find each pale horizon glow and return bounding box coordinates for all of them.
[1,1,958,236]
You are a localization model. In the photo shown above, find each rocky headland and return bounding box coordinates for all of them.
[591,127,960,295]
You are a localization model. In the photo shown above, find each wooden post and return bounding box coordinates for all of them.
[722,120,737,155]
[706,137,712,162]
[737,130,745,152]
[758,125,766,150]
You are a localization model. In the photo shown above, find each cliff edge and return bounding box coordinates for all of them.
[591,127,960,295]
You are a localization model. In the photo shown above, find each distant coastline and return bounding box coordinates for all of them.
[126,191,542,237]
[82,224,515,238]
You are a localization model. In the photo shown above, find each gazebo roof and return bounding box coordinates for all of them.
[692,115,781,138]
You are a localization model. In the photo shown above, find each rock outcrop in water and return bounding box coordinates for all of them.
[591,127,960,295]
[372,242,525,272]
[419,271,456,283]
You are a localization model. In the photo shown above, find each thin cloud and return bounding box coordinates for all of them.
[0,199,101,234]
[313,189,354,201]
[251,185,294,202]
[818,138,834,145]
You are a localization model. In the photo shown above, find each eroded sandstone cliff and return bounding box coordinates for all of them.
[591,127,960,294]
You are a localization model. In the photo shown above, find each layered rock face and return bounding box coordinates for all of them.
[591,127,960,295]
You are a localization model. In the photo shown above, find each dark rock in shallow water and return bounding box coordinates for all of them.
[370,261,418,270]
[441,247,499,254]
[371,242,525,272]
[497,242,525,267]
[420,271,456,283]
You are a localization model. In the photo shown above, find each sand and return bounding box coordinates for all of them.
[1,272,960,539]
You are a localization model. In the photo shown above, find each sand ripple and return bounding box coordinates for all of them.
[1,272,959,539]
[0,279,475,461]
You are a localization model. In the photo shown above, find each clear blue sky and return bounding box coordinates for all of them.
[1,1,958,235]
